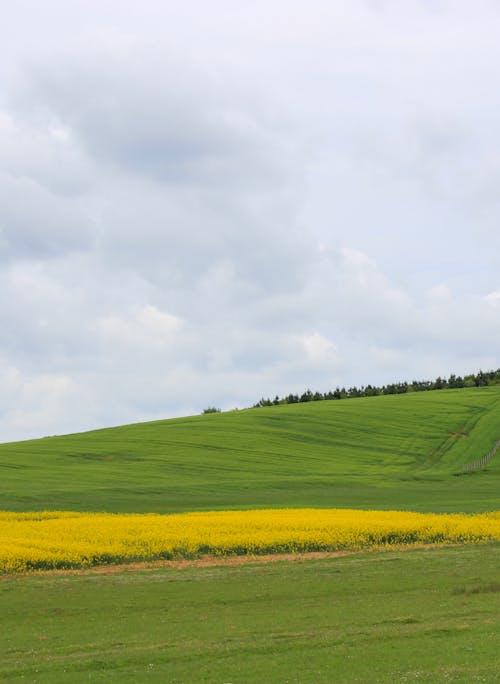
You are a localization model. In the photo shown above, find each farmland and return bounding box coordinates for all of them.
[1,509,500,573]
[1,387,500,514]
[1,387,500,681]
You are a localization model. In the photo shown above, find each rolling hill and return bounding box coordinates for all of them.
[1,387,500,513]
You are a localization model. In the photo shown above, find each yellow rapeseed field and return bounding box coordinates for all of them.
[1,509,499,574]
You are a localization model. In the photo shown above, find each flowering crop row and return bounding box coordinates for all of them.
[1,508,499,574]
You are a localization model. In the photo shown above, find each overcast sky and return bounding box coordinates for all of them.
[1,1,500,442]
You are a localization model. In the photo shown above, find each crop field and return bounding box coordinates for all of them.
[1,387,500,514]
[1,509,500,573]
[1,388,500,681]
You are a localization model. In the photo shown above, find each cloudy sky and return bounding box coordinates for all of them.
[1,1,500,442]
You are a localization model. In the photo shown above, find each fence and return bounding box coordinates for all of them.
[462,439,500,473]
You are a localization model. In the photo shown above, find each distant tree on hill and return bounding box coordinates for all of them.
[474,370,489,386]
[250,367,500,411]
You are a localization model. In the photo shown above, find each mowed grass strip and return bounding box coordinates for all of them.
[2,509,500,573]
[1,387,500,514]
[1,543,499,682]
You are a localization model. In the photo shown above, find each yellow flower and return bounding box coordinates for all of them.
[1,509,499,574]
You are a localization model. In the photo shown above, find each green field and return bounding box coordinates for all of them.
[1,387,500,513]
[2,387,500,682]
[1,544,499,682]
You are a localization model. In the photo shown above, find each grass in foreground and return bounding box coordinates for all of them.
[2,509,500,573]
[1,388,500,514]
[1,543,499,682]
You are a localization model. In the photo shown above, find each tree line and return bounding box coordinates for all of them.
[252,369,500,408]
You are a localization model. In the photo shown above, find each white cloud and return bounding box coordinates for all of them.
[427,284,452,303]
[484,290,500,304]
[301,333,338,365]
[98,306,183,350]
[0,363,78,440]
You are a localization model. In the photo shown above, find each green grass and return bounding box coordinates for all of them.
[1,387,500,513]
[1,543,499,682]
[2,388,500,682]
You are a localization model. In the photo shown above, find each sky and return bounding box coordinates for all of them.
[1,0,500,442]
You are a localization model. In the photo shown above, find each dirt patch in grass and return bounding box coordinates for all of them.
[1,542,463,580]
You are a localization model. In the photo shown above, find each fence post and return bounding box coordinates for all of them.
[463,439,500,473]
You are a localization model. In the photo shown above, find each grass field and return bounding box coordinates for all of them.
[1,543,499,682]
[1,387,500,513]
[2,387,500,681]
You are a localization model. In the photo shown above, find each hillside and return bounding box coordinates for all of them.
[1,387,500,513]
